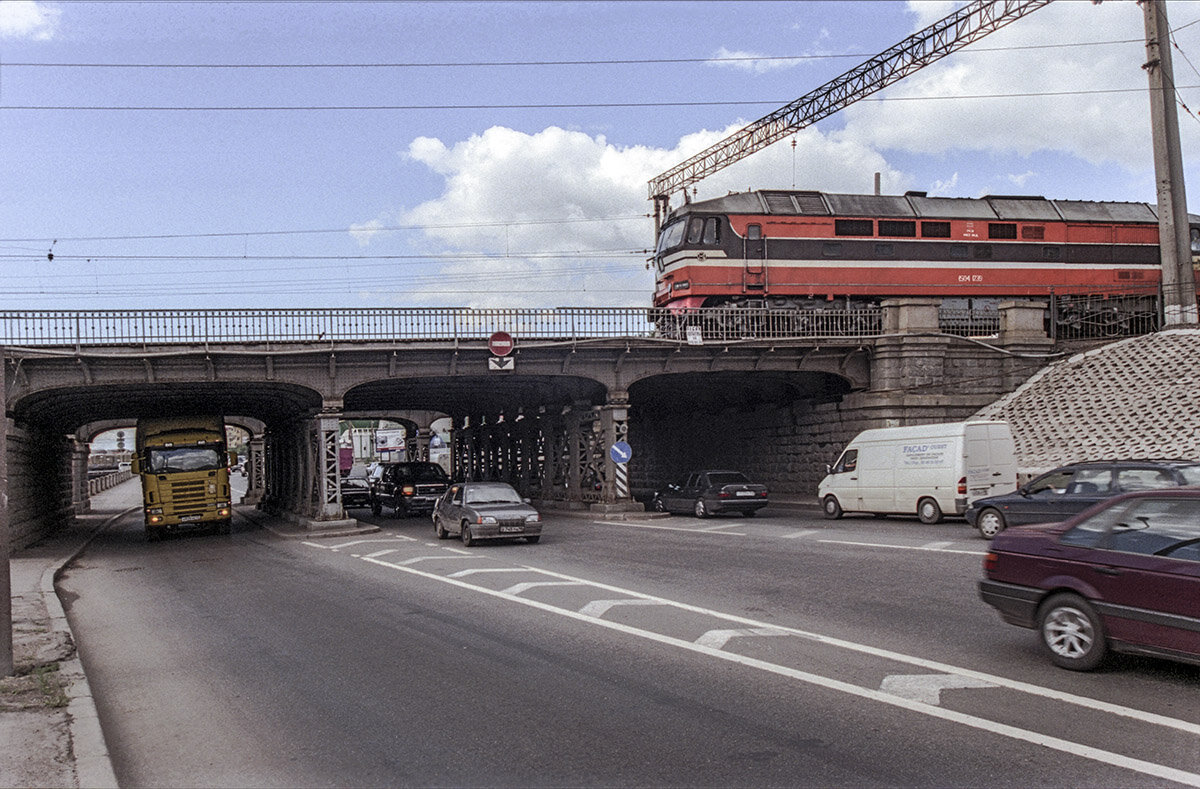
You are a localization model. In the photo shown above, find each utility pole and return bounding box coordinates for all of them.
[1143,0,1198,325]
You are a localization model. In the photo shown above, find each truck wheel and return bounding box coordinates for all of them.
[822,495,843,519]
[917,497,943,524]
[1038,593,1108,671]
[976,508,1006,539]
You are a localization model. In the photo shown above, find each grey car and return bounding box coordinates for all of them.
[432,482,542,546]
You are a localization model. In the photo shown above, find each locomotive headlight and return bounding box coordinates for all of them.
[673,280,690,291]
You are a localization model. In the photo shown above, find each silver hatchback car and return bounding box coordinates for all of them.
[432,482,542,546]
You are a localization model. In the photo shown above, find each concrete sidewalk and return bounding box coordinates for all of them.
[1,484,134,789]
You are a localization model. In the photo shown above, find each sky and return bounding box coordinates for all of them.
[3,0,1200,311]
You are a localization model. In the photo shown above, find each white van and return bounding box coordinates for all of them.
[817,420,1017,523]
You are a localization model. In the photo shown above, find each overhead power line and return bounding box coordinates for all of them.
[0,38,1147,70]
[2,85,1185,112]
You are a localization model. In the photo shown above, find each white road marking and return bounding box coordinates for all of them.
[699,523,744,533]
[780,529,822,539]
[362,549,398,559]
[922,541,954,550]
[356,552,1200,786]
[594,520,745,536]
[578,599,665,618]
[818,539,986,556]
[500,581,588,596]
[695,627,793,650]
[322,537,417,552]
[395,555,486,566]
[880,674,998,706]
[447,568,531,578]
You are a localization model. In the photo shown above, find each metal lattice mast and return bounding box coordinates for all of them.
[647,0,1052,227]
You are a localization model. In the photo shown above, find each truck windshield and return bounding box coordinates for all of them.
[148,446,224,473]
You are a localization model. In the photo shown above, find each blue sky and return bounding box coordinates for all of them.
[3,0,1200,310]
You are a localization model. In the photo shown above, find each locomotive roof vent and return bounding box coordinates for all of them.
[904,190,928,197]
[757,190,829,215]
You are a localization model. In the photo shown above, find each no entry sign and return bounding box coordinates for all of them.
[488,331,514,357]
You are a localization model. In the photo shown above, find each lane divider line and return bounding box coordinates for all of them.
[358,552,1200,787]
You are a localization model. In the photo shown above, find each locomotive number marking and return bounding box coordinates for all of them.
[957,274,983,283]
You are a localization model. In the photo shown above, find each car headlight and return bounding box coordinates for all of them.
[525,513,540,523]
[147,507,163,515]
[480,515,498,525]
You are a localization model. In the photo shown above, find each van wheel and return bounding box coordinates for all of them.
[822,495,842,519]
[435,517,448,539]
[1038,593,1107,671]
[976,508,1006,539]
[917,497,943,524]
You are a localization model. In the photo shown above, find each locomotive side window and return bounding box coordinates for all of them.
[1042,246,1060,260]
[951,246,969,259]
[747,224,761,240]
[835,219,874,236]
[878,220,916,237]
[823,242,842,257]
[988,223,1018,240]
[874,243,894,257]
[921,221,951,238]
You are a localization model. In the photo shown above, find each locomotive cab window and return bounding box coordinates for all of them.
[835,219,874,236]
[686,217,719,245]
[656,219,686,255]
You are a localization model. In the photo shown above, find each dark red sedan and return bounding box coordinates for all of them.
[979,488,1200,671]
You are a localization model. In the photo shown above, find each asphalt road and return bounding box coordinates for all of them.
[59,488,1200,788]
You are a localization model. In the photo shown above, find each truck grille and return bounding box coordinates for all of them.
[168,479,210,514]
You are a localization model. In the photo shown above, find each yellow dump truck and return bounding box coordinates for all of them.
[132,416,234,541]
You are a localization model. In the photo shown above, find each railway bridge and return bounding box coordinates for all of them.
[3,300,1063,545]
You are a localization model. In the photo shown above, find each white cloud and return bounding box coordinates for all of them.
[0,1,60,40]
[839,1,1191,173]
[356,123,908,308]
[709,46,801,74]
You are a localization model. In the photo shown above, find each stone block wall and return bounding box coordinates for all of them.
[6,422,76,549]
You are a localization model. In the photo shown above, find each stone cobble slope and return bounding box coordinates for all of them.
[973,329,1200,473]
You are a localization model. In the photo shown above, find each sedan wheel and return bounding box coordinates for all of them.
[652,497,667,513]
[1039,593,1107,671]
[461,521,474,548]
[976,508,1006,539]
[694,499,708,519]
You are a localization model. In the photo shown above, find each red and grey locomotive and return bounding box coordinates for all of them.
[652,189,1200,332]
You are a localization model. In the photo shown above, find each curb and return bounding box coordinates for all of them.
[41,508,135,789]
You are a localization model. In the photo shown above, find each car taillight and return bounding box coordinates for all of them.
[983,551,998,574]
[760,490,768,497]
[718,491,731,499]
[402,485,415,496]
[957,476,967,495]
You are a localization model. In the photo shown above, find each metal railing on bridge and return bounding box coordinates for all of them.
[0,308,889,347]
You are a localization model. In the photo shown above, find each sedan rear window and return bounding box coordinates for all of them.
[707,472,750,486]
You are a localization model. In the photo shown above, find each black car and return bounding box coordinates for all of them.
[651,470,768,518]
[339,467,373,510]
[370,461,451,517]
[965,459,1200,539]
